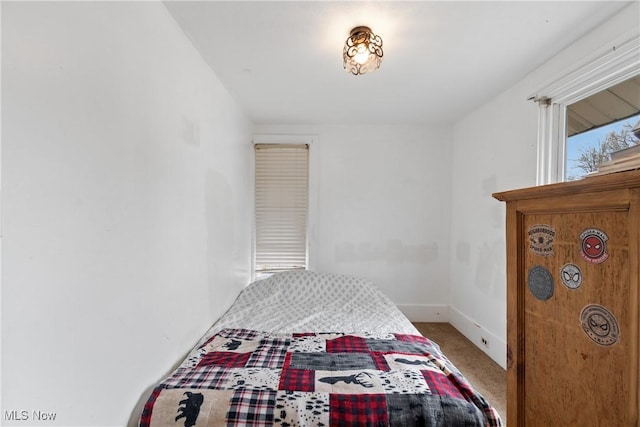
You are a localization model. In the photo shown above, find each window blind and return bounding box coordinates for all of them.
[254,143,309,273]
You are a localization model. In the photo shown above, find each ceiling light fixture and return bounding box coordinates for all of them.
[343,26,383,76]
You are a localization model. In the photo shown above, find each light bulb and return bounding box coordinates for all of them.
[353,43,369,65]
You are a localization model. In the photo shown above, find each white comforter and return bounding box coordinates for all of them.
[200,270,419,345]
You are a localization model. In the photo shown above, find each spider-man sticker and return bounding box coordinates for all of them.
[579,228,609,264]
[560,263,582,289]
[580,304,620,346]
[528,224,555,256]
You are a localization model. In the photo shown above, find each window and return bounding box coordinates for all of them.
[532,35,640,184]
[252,135,316,279]
[566,91,639,180]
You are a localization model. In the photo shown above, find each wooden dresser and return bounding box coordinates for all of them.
[493,169,640,426]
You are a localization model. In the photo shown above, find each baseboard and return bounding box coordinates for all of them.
[448,306,507,369]
[396,304,449,323]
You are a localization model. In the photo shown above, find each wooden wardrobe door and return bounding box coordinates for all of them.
[521,210,630,425]
[494,170,640,426]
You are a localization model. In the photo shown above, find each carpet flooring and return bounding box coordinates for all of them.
[413,322,507,424]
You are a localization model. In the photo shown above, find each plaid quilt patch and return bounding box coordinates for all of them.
[162,366,231,390]
[278,353,316,392]
[326,335,369,353]
[140,329,503,427]
[393,333,432,345]
[227,389,277,426]
[329,393,388,426]
[369,352,391,371]
[246,338,291,368]
[197,351,251,368]
[278,368,316,392]
[292,332,316,337]
[421,369,465,400]
[289,352,378,371]
[366,339,430,354]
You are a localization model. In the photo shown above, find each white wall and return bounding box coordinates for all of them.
[254,124,453,321]
[449,2,640,368]
[1,2,253,426]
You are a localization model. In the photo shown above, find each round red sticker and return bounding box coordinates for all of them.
[579,228,609,264]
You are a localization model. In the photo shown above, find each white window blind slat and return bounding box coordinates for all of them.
[254,144,309,273]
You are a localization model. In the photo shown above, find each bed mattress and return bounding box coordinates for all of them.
[139,271,502,426]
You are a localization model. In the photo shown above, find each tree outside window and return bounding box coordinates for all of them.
[566,115,640,181]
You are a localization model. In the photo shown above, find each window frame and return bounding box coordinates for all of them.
[531,34,639,185]
[251,134,318,280]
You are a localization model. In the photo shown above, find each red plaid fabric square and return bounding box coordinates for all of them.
[197,351,250,368]
[329,393,388,426]
[326,335,369,353]
[446,370,480,403]
[421,370,464,400]
[393,333,431,345]
[226,389,276,426]
[369,352,390,371]
[278,352,315,391]
[279,368,315,392]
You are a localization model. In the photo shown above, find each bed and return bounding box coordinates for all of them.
[139,270,503,426]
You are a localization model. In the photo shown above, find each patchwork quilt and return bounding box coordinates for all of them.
[140,328,502,426]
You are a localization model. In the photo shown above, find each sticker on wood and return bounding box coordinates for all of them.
[560,263,582,289]
[579,304,620,346]
[579,228,609,264]
[527,265,554,301]
[527,224,555,257]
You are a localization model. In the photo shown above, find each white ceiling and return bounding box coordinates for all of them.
[165,1,632,126]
